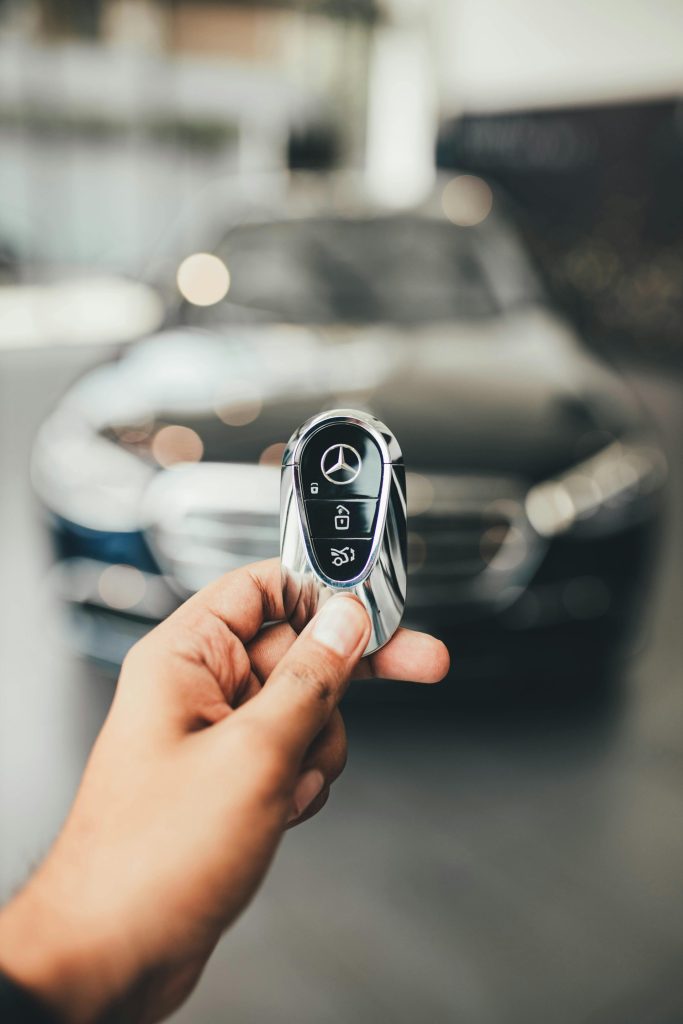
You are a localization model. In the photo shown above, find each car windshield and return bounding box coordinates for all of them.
[210,215,497,325]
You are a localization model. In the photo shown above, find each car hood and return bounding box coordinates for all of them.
[70,308,644,485]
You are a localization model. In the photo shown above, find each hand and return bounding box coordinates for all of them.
[0,559,448,1023]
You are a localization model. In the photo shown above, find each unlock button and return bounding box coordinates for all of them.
[334,506,350,530]
[305,499,377,539]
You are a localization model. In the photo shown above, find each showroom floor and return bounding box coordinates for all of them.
[1,347,682,1024]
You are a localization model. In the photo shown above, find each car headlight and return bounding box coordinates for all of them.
[32,407,155,533]
[525,438,667,538]
[0,276,164,349]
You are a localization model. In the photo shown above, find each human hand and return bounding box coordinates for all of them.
[0,559,448,1023]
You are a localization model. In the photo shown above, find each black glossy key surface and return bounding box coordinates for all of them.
[299,423,383,500]
[311,538,373,582]
[305,499,377,540]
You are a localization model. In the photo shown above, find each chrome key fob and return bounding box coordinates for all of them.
[280,409,407,655]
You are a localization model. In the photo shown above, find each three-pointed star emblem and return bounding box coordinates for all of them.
[320,443,362,484]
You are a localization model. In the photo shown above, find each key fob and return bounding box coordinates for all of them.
[280,409,407,655]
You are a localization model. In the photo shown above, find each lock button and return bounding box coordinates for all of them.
[305,499,377,540]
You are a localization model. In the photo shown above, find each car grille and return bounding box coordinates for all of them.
[405,473,543,614]
[143,463,542,616]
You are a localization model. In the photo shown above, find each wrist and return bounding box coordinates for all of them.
[0,871,133,1023]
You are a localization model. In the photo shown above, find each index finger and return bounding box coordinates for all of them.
[121,560,285,717]
[162,557,285,646]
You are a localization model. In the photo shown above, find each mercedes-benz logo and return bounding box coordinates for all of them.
[320,443,362,485]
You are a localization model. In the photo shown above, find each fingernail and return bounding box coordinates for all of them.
[289,769,325,822]
[311,596,368,657]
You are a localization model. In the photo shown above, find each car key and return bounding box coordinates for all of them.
[280,409,407,655]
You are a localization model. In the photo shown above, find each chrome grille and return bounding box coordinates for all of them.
[405,473,543,612]
[411,513,510,578]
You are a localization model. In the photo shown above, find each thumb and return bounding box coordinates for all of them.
[236,595,371,766]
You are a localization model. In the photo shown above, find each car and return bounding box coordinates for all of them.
[32,177,666,695]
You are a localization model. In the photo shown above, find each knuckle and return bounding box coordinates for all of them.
[281,658,336,708]
[177,611,251,693]
[246,566,281,623]
[202,616,251,686]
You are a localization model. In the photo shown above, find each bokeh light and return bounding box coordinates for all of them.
[441,175,493,227]
[177,253,231,306]
[97,564,146,610]
[407,531,427,572]
[151,425,204,467]
[406,472,435,515]
[114,422,153,446]
[259,442,287,466]
[216,395,263,427]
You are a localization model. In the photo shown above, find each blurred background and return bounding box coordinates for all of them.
[1,1,683,1021]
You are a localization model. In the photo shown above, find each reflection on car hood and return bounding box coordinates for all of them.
[75,308,643,484]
